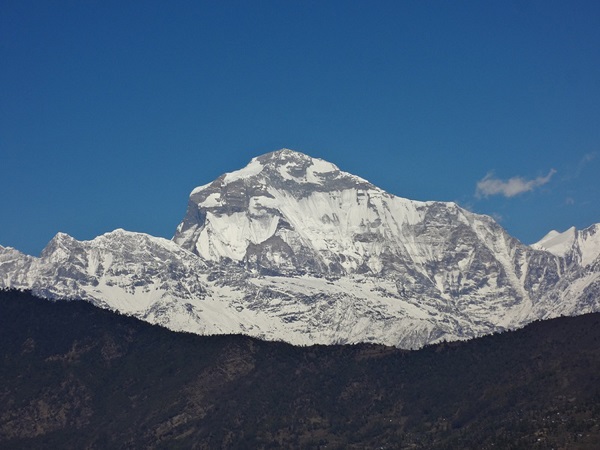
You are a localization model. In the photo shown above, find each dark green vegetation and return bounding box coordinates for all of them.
[1,290,599,449]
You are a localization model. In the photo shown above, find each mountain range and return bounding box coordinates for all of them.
[1,149,599,348]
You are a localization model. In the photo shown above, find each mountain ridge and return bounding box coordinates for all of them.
[1,148,599,348]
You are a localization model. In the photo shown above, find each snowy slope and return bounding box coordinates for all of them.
[173,149,566,317]
[0,232,490,347]
[532,224,600,267]
[1,149,599,348]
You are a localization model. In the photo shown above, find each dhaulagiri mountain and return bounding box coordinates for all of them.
[1,149,599,349]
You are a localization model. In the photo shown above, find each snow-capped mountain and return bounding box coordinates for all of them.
[1,149,599,348]
[532,224,600,267]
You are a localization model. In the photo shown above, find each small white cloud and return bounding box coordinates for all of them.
[563,151,599,180]
[565,197,575,205]
[476,169,556,198]
[577,151,598,174]
[581,151,598,164]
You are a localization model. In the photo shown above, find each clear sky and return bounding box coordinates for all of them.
[2,1,599,256]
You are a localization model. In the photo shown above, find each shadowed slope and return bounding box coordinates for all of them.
[1,289,599,449]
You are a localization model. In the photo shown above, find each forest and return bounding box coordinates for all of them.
[1,289,599,449]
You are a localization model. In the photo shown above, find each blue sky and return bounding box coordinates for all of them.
[1,1,599,256]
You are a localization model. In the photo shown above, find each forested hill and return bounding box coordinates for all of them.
[1,289,599,449]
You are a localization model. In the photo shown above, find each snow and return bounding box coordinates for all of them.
[274,156,339,184]
[537,229,561,243]
[200,192,221,207]
[306,158,338,183]
[532,226,576,257]
[532,224,600,266]
[580,224,600,266]
[277,164,295,180]
[1,148,599,350]
[309,158,338,174]
[191,182,212,196]
[223,158,264,183]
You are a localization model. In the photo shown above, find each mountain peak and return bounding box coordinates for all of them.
[257,147,308,160]
[256,149,345,184]
[532,227,576,255]
[532,224,600,266]
[40,232,78,261]
[253,148,332,167]
[175,148,394,269]
[189,149,374,200]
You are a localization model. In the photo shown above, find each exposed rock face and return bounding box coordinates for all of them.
[1,149,599,348]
